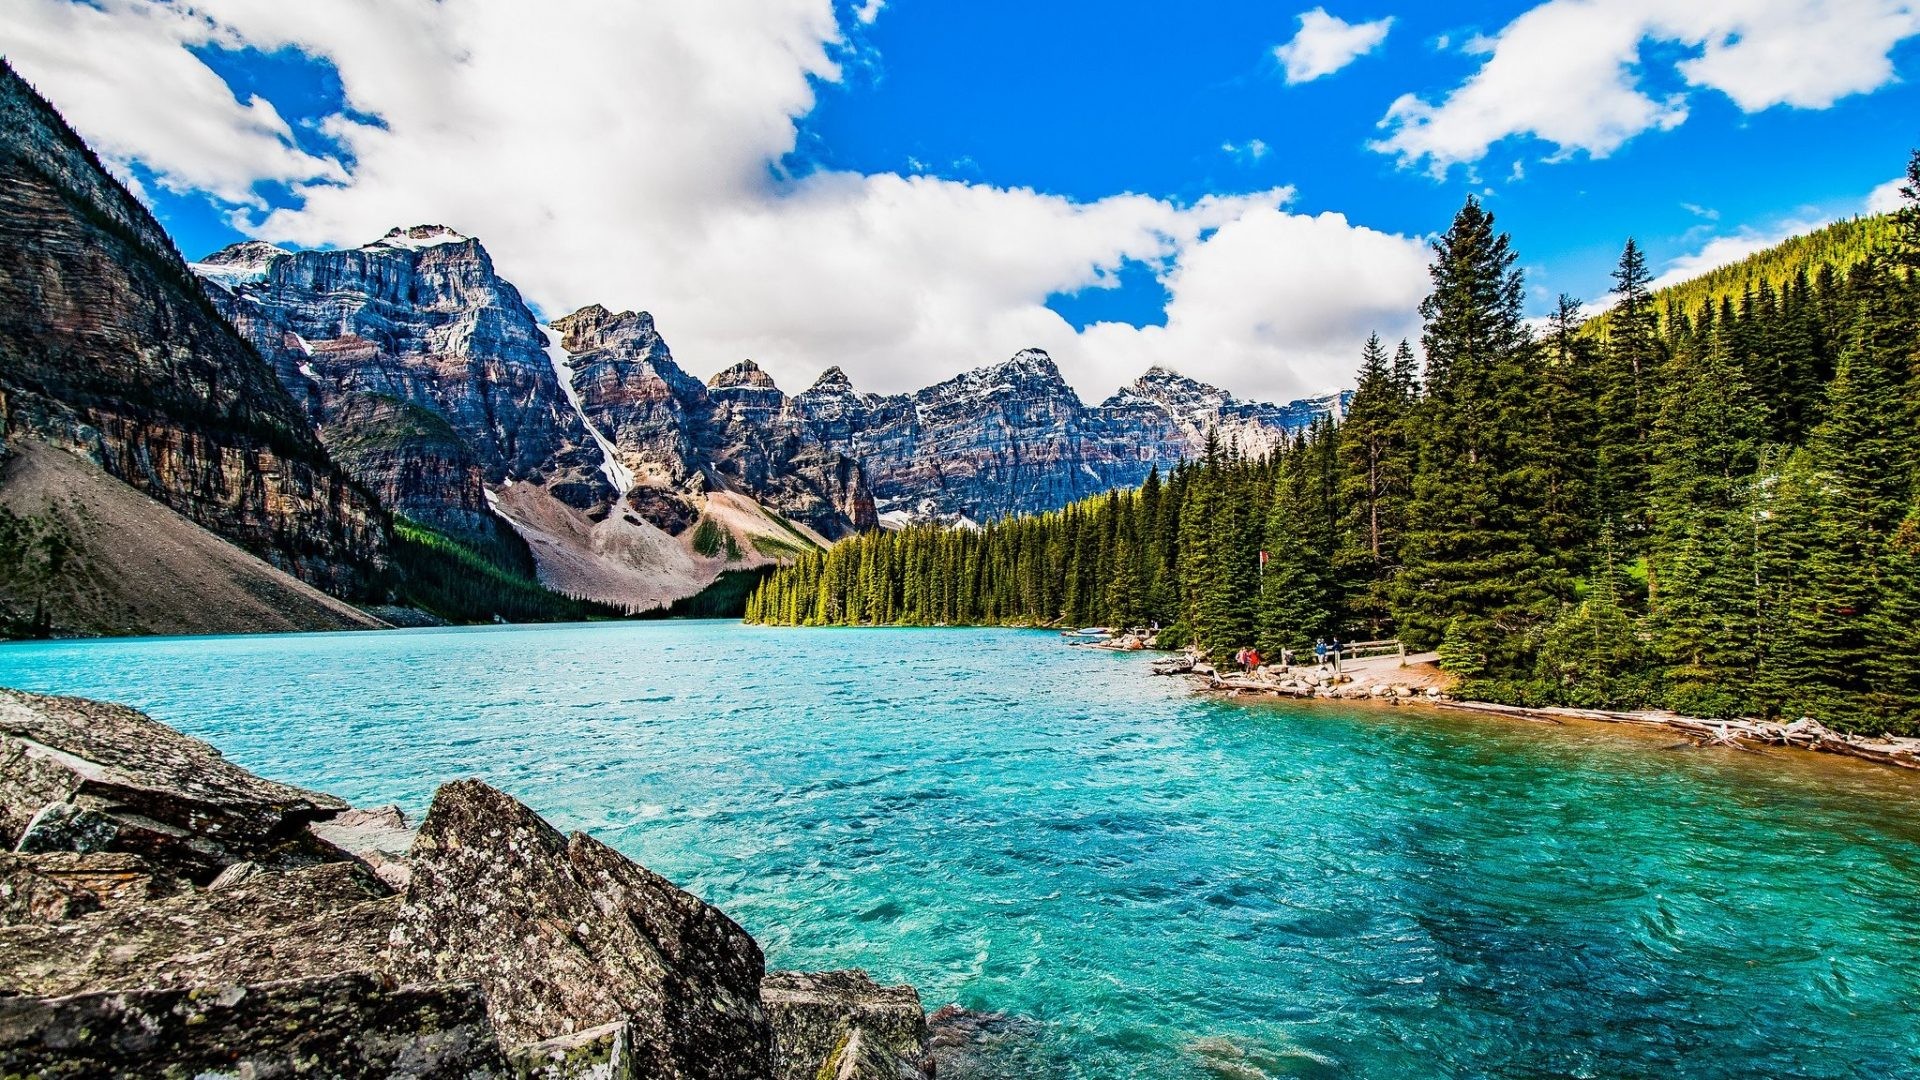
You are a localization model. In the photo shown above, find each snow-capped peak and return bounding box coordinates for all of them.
[366,225,471,251]
[188,240,288,288]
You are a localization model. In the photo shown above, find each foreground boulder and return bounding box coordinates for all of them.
[0,689,348,881]
[0,860,394,997]
[763,970,932,1080]
[386,779,773,1078]
[0,972,507,1078]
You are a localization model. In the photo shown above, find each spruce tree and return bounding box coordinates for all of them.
[1394,197,1562,670]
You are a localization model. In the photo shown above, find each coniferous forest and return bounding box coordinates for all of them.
[749,152,1920,734]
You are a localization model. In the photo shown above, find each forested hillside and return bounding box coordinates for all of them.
[748,151,1920,735]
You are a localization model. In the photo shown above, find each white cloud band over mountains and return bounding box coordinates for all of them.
[3,0,1429,403]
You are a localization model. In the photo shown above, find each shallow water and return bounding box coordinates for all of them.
[3,621,1917,1079]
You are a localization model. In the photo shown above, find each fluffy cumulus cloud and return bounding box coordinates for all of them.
[1376,0,1920,175]
[0,0,1429,403]
[1273,8,1394,84]
[2,0,345,203]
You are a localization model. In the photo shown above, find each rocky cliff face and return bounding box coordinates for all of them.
[792,350,1347,523]
[549,305,877,539]
[0,61,390,599]
[204,226,612,536]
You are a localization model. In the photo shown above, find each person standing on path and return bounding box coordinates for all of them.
[1315,639,1328,667]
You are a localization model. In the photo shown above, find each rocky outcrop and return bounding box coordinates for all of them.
[0,973,509,1079]
[763,970,932,1080]
[0,688,348,882]
[0,61,390,601]
[0,688,932,1078]
[387,779,772,1075]
[322,392,498,541]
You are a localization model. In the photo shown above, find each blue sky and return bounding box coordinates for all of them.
[5,0,1917,401]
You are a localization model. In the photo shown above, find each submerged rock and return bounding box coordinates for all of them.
[763,969,932,1080]
[386,779,772,1077]
[0,689,352,882]
[0,972,508,1079]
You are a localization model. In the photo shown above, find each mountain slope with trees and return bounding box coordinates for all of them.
[749,151,1920,735]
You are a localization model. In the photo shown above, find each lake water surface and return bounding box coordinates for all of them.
[2,621,1917,1078]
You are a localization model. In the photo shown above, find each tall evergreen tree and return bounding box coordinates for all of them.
[1394,198,1562,669]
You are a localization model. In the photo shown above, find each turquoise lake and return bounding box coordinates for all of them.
[2,621,1917,1078]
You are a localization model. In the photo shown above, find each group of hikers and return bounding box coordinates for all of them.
[1232,638,1346,674]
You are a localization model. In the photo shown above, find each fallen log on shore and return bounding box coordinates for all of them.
[1424,700,1920,771]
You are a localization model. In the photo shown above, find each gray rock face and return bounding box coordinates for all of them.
[0,972,509,1079]
[0,689,935,1079]
[386,779,772,1077]
[763,970,932,1080]
[0,858,397,997]
[793,350,1346,523]
[549,308,877,539]
[203,227,612,532]
[0,61,391,602]
[0,689,349,881]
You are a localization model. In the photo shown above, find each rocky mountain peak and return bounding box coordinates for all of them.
[365,224,471,250]
[1105,365,1234,413]
[708,359,778,391]
[807,365,857,395]
[551,304,661,355]
[919,348,1079,411]
[190,240,289,288]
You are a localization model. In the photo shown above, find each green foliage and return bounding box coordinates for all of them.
[636,567,775,620]
[0,506,75,639]
[748,158,1920,734]
[391,517,621,624]
[691,516,725,558]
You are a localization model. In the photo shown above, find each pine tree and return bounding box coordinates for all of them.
[1394,198,1562,670]
[1646,325,1766,716]
[1597,238,1663,541]
[1259,441,1333,653]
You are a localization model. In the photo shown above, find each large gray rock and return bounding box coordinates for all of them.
[0,689,349,881]
[0,971,508,1079]
[0,859,395,997]
[507,1020,637,1080]
[386,779,772,1078]
[763,970,931,1080]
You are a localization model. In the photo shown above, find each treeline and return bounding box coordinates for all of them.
[749,152,1920,734]
[390,517,624,624]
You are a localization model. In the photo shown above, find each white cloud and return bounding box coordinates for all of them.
[1646,220,1823,292]
[1,0,345,203]
[1375,0,1920,175]
[1274,8,1394,84]
[853,0,886,25]
[1868,175,1909,214]
[1,0,1432,403]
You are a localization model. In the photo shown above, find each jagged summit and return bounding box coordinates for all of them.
[708,359,779,392]
[198,239,288,266]
[1103,366,1235,412]
[366,224,471,250]
[806,365,857,395]
[190,240,289,288]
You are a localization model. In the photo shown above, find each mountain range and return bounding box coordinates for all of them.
[0,58,1331,632]
[188,222,1345,614]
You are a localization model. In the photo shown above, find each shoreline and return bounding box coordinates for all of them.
[1168,652,1920,774]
